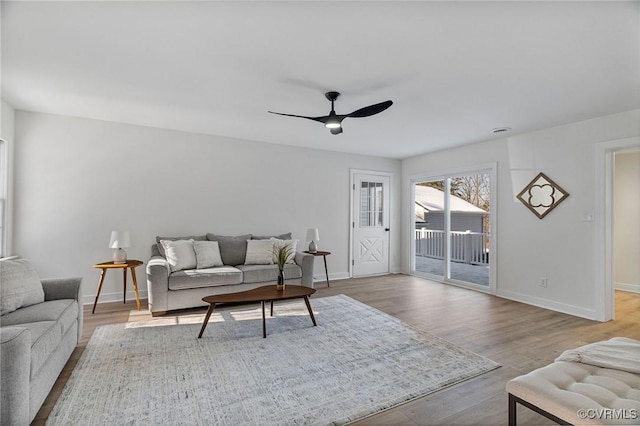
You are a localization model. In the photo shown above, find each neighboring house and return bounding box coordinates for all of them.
[414,185,489,265]
[414,185,486,233]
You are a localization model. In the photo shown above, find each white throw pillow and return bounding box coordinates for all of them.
[271,238,298,264]
[160,239,197,272]
[244,239,275,265]
[193,240,224,268]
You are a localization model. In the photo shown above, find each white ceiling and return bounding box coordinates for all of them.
[2,1,639,159]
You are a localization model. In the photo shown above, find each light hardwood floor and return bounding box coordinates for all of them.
[34,274,640,425]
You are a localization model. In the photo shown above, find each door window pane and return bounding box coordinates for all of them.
[360,181,383,227]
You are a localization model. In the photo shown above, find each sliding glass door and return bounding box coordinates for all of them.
[412,169,493,291]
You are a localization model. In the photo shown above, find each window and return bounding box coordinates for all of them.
[0,138,6,257]
[360,181,384,227]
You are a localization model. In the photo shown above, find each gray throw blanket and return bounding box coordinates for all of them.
[555,337,640,374]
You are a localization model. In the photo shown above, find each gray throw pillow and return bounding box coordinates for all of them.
[0,258,45,316]
[206,234,252,266]
[193,240,224,269]
[245,239,275,265]
[252,232,292,240]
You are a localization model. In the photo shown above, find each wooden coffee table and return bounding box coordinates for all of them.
[197,285,317,338]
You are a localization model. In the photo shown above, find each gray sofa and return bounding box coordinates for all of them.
[147,233,315,316]
[0,258,82,426]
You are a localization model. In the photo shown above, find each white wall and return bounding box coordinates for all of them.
[614,150,640,293]
[1,100,16,257]
[14,111,401,304]
[402,109,640,320]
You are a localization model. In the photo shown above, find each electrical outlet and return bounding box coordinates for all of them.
[540,277,548,288]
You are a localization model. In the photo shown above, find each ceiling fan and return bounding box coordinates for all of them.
[268,91,393,135]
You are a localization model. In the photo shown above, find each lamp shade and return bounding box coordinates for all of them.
[306,228,320,242]
[109,231,130,249]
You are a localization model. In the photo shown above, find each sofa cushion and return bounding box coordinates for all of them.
[244,239,275,265]
[206,234,252,266]
[160,239,197,272]
[252,232,292,240]
[155,235,206,257]
[168,266,243,290]
[193,241,223,269]
[236,264,302,284]
[0,259,45,316]
[10,320,61,379]
[1,299,78,340]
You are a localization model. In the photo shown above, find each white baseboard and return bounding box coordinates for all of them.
[390,265,405,274]
[496,289,598,321]
[82,290,149,306]
[313,272,350,284]
[615,282,640,294]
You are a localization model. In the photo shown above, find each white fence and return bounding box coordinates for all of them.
[415,229,489,265]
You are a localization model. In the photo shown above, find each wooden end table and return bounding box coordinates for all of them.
[92,260,143,313]
[303,250,331,287]
[198,285,317,338]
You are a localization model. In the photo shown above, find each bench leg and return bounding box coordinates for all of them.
[509,393,517,426]
[508,393,572,426]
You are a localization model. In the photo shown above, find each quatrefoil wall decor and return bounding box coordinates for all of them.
[517,172,570,219]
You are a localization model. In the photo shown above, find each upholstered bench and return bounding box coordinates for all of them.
[507,337,640,425]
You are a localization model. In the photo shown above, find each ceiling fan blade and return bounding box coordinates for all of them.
[347,100,393,118]
[269,93,390,134]
[268,111,327,124]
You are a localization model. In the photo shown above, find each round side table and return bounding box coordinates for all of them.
[92,260,143,313]
[303,251,331,287]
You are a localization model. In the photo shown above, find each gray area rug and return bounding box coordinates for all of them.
[47,294,499,425]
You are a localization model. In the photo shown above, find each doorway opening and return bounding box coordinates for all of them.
[612,149,640,319]
[596,136,640,321]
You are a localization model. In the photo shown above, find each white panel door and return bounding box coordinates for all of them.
[352,173,390,276]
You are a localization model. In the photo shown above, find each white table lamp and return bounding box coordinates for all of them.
[306,228,320,253]
[109,231,130,264]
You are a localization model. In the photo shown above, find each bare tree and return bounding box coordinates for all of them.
[418,175,489,211]
[451,175,490,211]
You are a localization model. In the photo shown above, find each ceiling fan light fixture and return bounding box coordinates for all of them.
[268,91,392,135]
